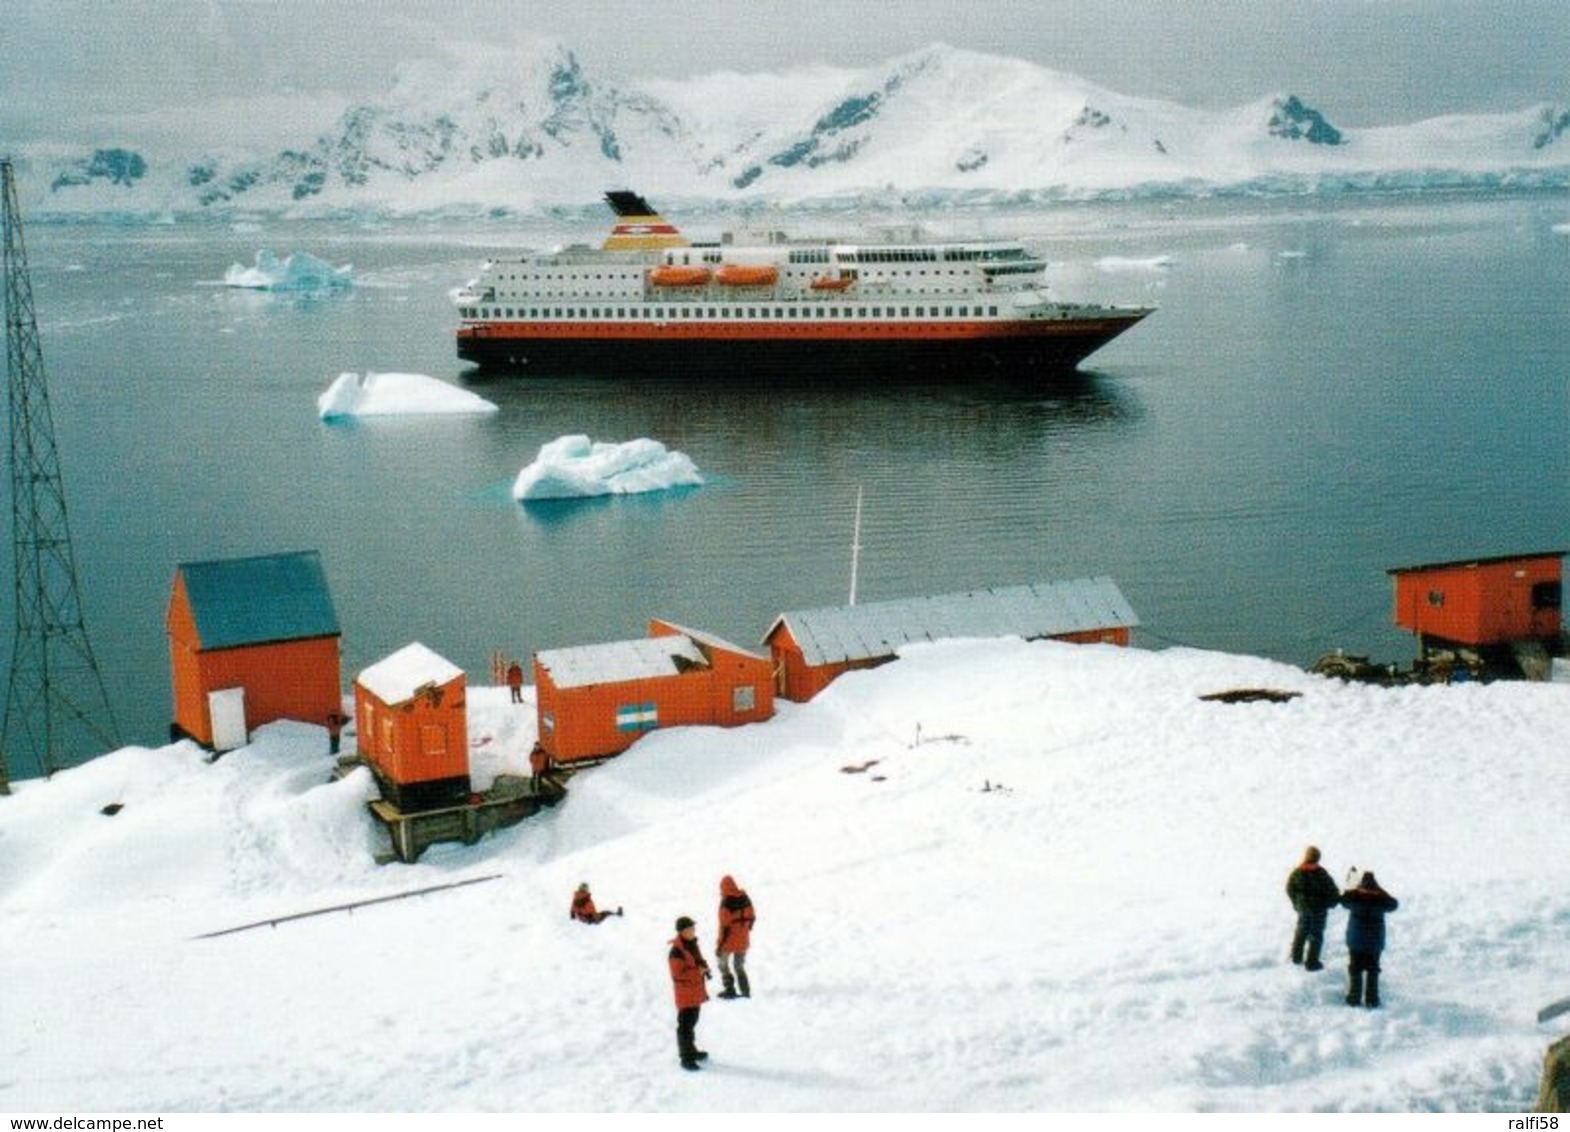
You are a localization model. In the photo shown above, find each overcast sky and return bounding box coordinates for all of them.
[3,0,1567,147]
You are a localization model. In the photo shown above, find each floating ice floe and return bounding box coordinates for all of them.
[1096,254,1174,272]
[317,372,498,419]
[512,434,704,501]
[225,249,352,292]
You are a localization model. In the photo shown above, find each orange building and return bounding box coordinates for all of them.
[1389,551,1565,650]
[166,551,342,750]
[354,642,470,811]
[764,578,1139,702]
[534,619,775,764]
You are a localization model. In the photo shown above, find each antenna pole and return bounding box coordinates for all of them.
[848,487,863,606]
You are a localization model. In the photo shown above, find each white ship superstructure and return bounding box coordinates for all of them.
[455,192,1152,376]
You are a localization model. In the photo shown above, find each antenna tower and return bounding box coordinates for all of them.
[1,157,121,790]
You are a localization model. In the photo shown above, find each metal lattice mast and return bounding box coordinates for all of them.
[2,157,121,789]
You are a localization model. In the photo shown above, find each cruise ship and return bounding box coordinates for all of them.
[454,192,1153,377]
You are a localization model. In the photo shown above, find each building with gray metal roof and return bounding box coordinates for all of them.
[764,578,1138,701]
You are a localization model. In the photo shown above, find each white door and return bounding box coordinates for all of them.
[209,687,248,751]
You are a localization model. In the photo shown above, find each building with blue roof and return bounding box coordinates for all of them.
[166,550,343,749]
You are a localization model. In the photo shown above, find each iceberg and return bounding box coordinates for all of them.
[317,371,498,419]
[225,249,352,292]
[512,434,704,501]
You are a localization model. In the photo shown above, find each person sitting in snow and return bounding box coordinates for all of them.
[570,882,621,924]
[1341,871,1399,1008]
[1285,845,1341,971]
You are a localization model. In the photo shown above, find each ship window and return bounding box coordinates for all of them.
[989,306,998,316]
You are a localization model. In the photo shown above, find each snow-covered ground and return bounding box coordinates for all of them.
[2,639,1566,1112]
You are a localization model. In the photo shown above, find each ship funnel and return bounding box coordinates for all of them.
[601,191,690,251]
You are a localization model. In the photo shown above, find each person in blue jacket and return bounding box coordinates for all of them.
[1341,871,1399,1007]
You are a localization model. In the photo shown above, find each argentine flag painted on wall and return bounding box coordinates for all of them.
[616,702,658,732]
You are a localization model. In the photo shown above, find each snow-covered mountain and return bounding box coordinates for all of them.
[14,40,1570,216]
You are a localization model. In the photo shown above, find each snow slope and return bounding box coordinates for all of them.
[1,639,1566,1112]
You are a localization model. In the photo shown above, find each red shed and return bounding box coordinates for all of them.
[1389,551,1565,650]
[764,578,1139,702]
[534,619,775,764]
[166,551,341,750]
[354,642,470,811]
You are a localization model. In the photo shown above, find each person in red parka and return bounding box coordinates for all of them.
[716,875,756,999]
[668,915,711,1070]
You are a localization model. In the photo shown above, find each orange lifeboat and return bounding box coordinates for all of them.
[714,264,779,287]
[810,275,854,291]
[649,265,711,287]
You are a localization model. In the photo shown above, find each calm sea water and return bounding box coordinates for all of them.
[7,192,1569,772]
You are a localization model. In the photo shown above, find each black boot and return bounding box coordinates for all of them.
[718,972,738,999]
[738,971,750,998]
[1304,938,1324,972]
[1345,968,1363,1006]
[1365,971,1381,1008]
